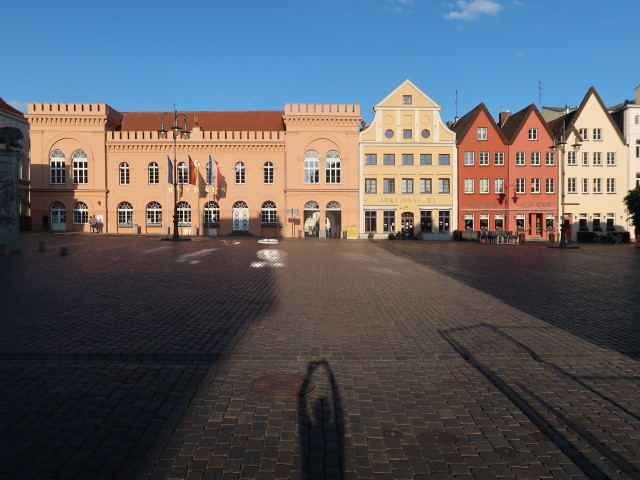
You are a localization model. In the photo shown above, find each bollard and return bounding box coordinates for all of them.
[38,241,46,252]
[60,246,69,256]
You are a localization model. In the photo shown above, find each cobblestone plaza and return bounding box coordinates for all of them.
[1,234,639,479]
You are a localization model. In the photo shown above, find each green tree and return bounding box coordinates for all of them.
[623,186,640,235]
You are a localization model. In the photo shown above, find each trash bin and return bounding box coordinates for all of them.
[549,233,555,243]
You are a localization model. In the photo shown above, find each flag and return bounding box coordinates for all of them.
[207,154,220,186]
[188,155,198,185]
[167,154,173,184]
[214,160,220,187]
[206,155,214,185]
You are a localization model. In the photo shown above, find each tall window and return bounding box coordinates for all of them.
[365,153,377,165]
[261,201,277,224]
[464,152,474,165]
[579,128,588,141]
[531,152,540,166]
[146,201,162,225]
[402,154,414,165]
[235,162,245,184]
[304,150,320,183]
[477,127,487,140]
[438,178,450,194]
[606,178,616,193]
[593,128,602,140]
[401,178,413,194]
[383,154,395,165]
[528,128,538,140]
[72,150,88,184]
[516,178,525,194]
[494,178,504,194]
[545,178,555,194]
[582,178,589,193]
[176,162,188,184]
[177,201,191,225]
[73,202,88,224]
[420,178,432,194]
[50,150,65,184]
[383,211,395,232]
[567,151,576,165]
[203,201,220,226]
[383,178,395,194]
[325,150,341,184]
[593,152,602,166]
[606,153,616,166]
[365,179,377,194]
[464,178,474,194]
[438,154,450,165]
[593,178,602,193]
[516,152,525,166]
[117,202,133,226]
[479,178,489,194]
[365,211,376,232]
[148,162,159,184]
[439,211,450,232]
[263,162,274,184]
[420,154,432,165]
[479,152,489,166]
[494,152,504,165]
[582,152,589,166]
[119,162,130,185]
[545,152,555,166]
[531,178,541,194]
[567,178,576,193]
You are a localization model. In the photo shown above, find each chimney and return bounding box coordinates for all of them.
[564,104,571,114]
[499,110,510,125]
[635,85,640,104]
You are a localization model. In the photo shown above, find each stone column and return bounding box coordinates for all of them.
[0,149,21,253]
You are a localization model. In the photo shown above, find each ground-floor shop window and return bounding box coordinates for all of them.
[383,211,395,232]
[365,211,377,232]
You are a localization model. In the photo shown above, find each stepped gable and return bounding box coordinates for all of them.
[451,102,508,144]
[0,97,24,118]
[119,110,285,132]
[501,104,554,143]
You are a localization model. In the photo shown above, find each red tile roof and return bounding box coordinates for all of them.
[119,110,285,132]
[0,97,24,118]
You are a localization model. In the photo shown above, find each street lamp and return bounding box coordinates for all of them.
[158,106,190,241]
[550,122,581,248]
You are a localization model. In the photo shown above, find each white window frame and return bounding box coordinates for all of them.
[531,178,541,194]
[582,178,589,193]
[325,150,341,184]
[479,178,489,194]
[420,178,431,194]
[120,162,130,185]
[593,128,602,141]
[401,178,414,194]
[72,150,88,185]
[606,152,616,166]
[177,201,191,226]
[146,201,163,225]
[593,152,602,166]
[464,178,474,194]
[567,151,576,165]
[73,202,88,224]
[579,128,588,141]
[148,162,159,184]
[531,152,540,166]
[606,178,616,193]
[203,201,220,226]
[464,152,474,166]
[567,177,576,193]
[545,152,555,166]
[494,178,504,194]
[582,152,589,166]
[494,152,504,166]
[261,201,277,225]
[528,128,538,140]
[545,178,555,194]
[477,127,487,140]
[516,152,525,166]
[479,152,489,166]
[593,178,602,194]
[263,162,274,184]
[304,150,320,183]
[235,162,246,184]
[516,178,525,194]
[117,201,133,226]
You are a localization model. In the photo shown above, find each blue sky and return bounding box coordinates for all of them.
[4,0,639,124]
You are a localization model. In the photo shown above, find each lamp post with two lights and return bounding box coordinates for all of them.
[158,106,190,241]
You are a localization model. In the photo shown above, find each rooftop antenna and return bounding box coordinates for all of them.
[538,81,544,107]
[454,90,459,120]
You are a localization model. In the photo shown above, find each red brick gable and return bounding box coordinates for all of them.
[0,97,24,118]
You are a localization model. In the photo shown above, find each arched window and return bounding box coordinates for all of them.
[232,201,249,230]
[73,202,88,224]
[204,201,220,226]
[177,201,191,225]
[178,162,188,184]
[50,150,65,184]
[233,201,248,208]
[148,162,159,184]
[50,201,66,224]
[325,150,341,184]
[304,150,320,184]
[119,162,130,185]
[235,162,245,184]
[304,201,320,210]
[117,202,133,226]
[326,201,341,210]
[146,201,162,225]
[261,201,277,224]
[263,162,274,184]
[72,150,88,184]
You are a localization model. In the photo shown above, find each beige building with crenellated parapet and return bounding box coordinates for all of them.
[27,101,360,238]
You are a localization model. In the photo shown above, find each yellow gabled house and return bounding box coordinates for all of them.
[359,80,457,239]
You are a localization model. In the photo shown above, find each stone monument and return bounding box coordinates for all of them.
[0,127,23,253]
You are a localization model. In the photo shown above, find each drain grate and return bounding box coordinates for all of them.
[417,432,457,444]
[249,374,315,397]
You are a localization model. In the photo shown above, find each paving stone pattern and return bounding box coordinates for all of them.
[1,234,639,479]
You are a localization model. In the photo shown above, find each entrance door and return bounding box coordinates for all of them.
[232,201,249,231]
[529,213,543,236]
[420,211,432,233]
[401,212,414,238]
[304,201,320,238]
[50,202,66,231]
[325,201,342,238]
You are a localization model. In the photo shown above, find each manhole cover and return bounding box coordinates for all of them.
[382,429,404,439]
[495,447,518,457]
[249,374,315,397]
[417,432,457,444]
